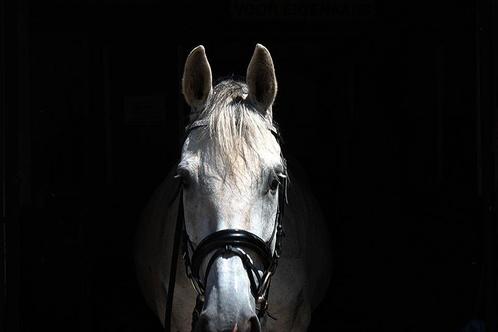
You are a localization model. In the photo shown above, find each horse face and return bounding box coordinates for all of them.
[178,44,280,332]
[179,130,281,332]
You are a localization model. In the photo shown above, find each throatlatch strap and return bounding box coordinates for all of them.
[164,184,184,332]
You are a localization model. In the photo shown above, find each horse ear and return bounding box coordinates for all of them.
[182,45,213,111]
[246,44,277,116]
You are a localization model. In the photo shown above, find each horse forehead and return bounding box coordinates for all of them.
[180,131,282,170]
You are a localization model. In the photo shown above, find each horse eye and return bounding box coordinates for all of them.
[174,169,191,188]
[269,178,280,192]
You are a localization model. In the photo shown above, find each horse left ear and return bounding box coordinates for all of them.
[246,44,277,117]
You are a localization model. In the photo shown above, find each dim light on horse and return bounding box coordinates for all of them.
[135,44,331,331]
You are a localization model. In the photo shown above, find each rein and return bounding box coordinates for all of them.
[164,119,287,332]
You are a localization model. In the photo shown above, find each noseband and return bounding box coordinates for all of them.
[164,119,287,331]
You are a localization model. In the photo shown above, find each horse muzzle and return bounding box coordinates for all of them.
[193,254,263,332]
[195,313,261,332]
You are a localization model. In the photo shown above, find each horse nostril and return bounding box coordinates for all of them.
[195,314,260,332]
[248,316,261,332]
[195,314,210,332]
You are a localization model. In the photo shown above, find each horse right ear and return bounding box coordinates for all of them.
[182,45,213,112]
[246,44,277,116]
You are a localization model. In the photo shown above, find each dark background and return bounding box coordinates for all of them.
[1,0,497,331]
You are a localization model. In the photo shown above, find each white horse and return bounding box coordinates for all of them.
[134,44,332,332]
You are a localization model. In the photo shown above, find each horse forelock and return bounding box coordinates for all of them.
[190,79,283,189]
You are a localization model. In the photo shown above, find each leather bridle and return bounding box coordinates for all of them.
[164,119,287,332]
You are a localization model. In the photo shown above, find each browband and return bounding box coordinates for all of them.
[185,118,281,139]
